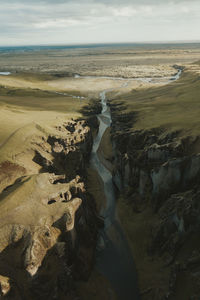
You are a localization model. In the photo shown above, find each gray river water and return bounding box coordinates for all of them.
[90,68,182,299]
[0,72,11,75]
[91,90,140,300]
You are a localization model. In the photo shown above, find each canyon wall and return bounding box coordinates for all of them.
[110,107,200,299]
[0,118,102,299]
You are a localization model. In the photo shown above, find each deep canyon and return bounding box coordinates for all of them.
[0,45,200,300]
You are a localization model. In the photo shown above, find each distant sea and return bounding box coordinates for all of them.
[0,42,200,53]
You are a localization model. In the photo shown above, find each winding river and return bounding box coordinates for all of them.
[0,67,182,299]
[91,88,140,299]
[90,69,182,299]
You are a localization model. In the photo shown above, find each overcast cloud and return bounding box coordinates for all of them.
[0,0,199,46]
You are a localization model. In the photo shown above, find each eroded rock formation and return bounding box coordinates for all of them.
[0,119,101,299]
[110,108,200,299]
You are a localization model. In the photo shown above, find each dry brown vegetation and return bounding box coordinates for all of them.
[109,65,200,137]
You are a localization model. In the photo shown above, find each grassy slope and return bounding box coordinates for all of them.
[110,70,200,136]
[0,73,93,191]
[0,73,90,146]
[0,72,85,95]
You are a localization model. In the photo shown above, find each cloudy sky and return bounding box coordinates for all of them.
[0,0,199,46]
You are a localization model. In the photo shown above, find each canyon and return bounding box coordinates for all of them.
[0,44,200,299]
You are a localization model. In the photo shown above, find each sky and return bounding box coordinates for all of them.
[0,0,199,46]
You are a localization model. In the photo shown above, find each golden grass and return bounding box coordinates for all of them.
[0,72,91,147]
[0,73,86,96]
[110,70,200,136]
[0,107,79,146]
[0,73,93,185]
[0,94,87,148]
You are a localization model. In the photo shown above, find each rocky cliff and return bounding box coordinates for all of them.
[0,118,102,299]
[110,108,200,299]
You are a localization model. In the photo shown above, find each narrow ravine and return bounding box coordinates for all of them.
[90,68,182,299]
[90,90,140,300]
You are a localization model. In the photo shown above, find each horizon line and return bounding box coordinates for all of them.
[0,40,200,48]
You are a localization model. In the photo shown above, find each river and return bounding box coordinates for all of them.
[90,68,182,299]
[0,72,11,75]
[91,89,140,300]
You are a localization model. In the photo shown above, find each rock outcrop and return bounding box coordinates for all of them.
[0,119,101,299]
[110,107,200,299]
